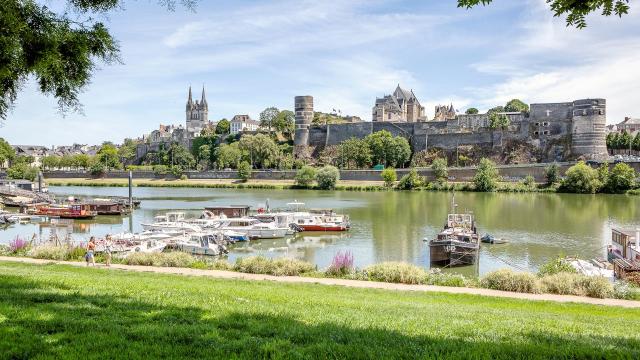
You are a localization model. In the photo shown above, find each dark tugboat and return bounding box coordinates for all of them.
[428,195,479,267]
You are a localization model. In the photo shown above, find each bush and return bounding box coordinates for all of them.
[8,236,30,255]
[613,281,640,300]
[316,165,340,190]
[605,162,637,193]
[578,276,613,299]
[237,161,252,182]
[153,165,169,176]
[381,168,397,187]
[431,158,448,183]
[123,252,196,268]
[233,256,315,276]
[544,163,560,186]
[7,163,39,181]
[170,166,183,178]
[559,161,601,194]
[180,174,188,180]
[540,272,580,295]
[522,175,536,188]
[397,168,423,190]
[473,158,500,192]
[537,256,576,276]
[294,166,317,187]
[29,245,67,260]
[326,250,354,276]
[480,269,541,293]
[363,262,427,284]
[425,272,469,287]
[89,162,105,177]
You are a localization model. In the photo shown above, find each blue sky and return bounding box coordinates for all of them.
[4,0,640,145]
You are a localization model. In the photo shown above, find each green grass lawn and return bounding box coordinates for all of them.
[1,261,639,359]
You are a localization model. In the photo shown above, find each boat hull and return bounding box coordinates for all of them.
[174,243,221,256]
[429,241,479,267]
[298,224,349,232]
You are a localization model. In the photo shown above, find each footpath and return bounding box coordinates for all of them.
[2,256,640,308]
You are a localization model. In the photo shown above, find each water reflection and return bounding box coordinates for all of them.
[1,186,639,276]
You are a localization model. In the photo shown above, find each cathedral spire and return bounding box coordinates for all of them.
[187,86,193,104]
[201,85,207,109]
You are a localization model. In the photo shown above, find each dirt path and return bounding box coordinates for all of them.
[2,256,639,308]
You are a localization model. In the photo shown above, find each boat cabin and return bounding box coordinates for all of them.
[446,214,475,230]
[189,233,221,247]
[610,228,640,262]
[224,218,261,227]
[85,201,128,215]
[204,205,250,218]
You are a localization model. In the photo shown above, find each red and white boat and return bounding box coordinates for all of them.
[285,202,350,232]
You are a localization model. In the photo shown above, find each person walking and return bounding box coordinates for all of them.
[104,234,112,267]
[86,237,96,267]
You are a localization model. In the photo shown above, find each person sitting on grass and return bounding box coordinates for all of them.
[86,237,96,267]
[104,235,112,267]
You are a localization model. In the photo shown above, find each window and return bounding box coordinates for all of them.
[543,130,550,135]
[533,131,539,135]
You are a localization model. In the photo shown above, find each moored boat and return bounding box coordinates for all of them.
[31,204,97,219]
[428,196,479,267]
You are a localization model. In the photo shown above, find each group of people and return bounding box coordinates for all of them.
[85,235,113,267]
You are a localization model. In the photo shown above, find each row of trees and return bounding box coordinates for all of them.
[606,131,640,150]
[319,130,411,169]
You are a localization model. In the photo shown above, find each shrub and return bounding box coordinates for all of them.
[537,256,576,276]
[170,166,183,178]
[153,165,169,176]
[381,168,397,188]
[233,256,314,276]
[124,252,195,268]
[7,163,39,181]
[29,245,67,260]
[431,158,448,183]
[180,174,188,180]
[540,272,580,295]
[89,162,106,177]
[363,262,427,284]
[605,162,637,193]
[397,168,423,190]
[208,259,234,271]
[425,272,468,287]
[316,165,340,190]
[237,161,252,182]
[480,269,541,293]
[326,250,354,276]
[544,163,560,186]
[559,161,601,194]
[578,276,613,299]
[9,236,29,255]
[522,175,536,188]
[295,166,317,187]
[613,281,640,300]
[473,158,500,192]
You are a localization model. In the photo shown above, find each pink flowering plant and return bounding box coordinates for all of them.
[9,236,30,255]
[327,250,354,276]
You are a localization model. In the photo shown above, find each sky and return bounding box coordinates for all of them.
[4,0,640,146]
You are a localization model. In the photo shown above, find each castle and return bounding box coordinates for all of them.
[296,96,608,162]
[372,85,426,122]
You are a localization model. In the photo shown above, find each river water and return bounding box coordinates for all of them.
[2,186,639,276]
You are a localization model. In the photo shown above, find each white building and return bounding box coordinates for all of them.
[230,115,260,134]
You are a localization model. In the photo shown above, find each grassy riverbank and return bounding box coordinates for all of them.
[45,177,559,193]
[2,261,639,359]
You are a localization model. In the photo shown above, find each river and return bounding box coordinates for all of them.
[2,186,639,276]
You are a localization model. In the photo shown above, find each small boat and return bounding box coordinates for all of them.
[174,232,228,256]
[141,212,202,233]
[480,234,509,244]
[428,195,479,267]
[31,204,97,219]
[216,218,290,239]
[281,202,350,232]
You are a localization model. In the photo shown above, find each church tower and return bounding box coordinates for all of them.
[185,85,208,136]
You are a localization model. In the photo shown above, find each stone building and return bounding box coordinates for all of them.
[433,104,456,121]
[185,86,208,137]
[296,96,608,161]
[230,115,260,134]
[372,85,426,122]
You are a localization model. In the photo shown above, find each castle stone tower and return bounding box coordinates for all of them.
[186,86,208,136]
[294,96,313,156]
[571,99,607,158]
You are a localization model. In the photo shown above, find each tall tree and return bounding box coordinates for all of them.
[259,107,280,132]
[0,138,16,166]
[465,108,479,114]
[215,119,230,135]
[0,0,193,121]
[457,0,630,28]
[97,143,120,170]
[504,99,529,113]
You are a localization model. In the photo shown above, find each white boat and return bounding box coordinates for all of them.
[217,217,290,239]
[141,212,202,233]
[174,232,228,256]
[280,202,351,232]
[126,239,168,254]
